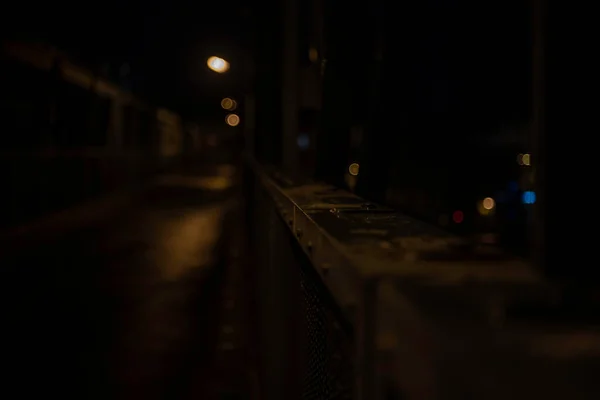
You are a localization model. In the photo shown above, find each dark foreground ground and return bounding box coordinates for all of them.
[1,168,257,399]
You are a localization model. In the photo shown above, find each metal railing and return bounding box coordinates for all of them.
[246,159,600,400]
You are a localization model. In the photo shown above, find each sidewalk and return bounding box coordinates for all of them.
[1,169,258,399]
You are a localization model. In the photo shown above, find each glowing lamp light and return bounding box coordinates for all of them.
[225,113,240,126]
[221,97,233,110]
[221,97,237,111]
[477,197,495,216]
[522,191,536,204]
[482,197,495,210]
[207,56,229,73]
[348,163,359,176]
[517,153,531,166]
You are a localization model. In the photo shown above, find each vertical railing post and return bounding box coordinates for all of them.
[356,278,378,399]
[255,187,303,399]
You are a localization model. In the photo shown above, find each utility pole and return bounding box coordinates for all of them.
[355,0,387,202]
[282,0,299,172]
[314,4,357,187]
[532,0,545,273]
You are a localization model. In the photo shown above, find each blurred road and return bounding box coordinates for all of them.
[1,168,256,399]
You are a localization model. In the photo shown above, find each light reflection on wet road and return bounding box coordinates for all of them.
[1,176,236,399]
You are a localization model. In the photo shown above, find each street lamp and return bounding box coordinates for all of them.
[207,56,229,73]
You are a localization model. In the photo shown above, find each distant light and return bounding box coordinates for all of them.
[225,113,240,126]
[482,197,495,210]
[221,97,234,110]
[297,134,310,150]
[478,197,495,216]
[220,98,237,111]
[309,47,319,62]
[452,210,464,224]
[518,153,531,166]
[348,163,360,176]
[207,56,229,73]
[522,191,536,204]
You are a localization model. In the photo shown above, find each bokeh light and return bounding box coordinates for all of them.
[225,113,240,126]
[482,197,495,210]
[517,153,531,166]
[348,163,359,176]
[207,56,229,73]
[478,197,496,216]
[221,97,233,110]
[522,191,536,204]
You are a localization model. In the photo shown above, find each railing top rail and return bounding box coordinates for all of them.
[254,160,543,287]
[249,160,600,399]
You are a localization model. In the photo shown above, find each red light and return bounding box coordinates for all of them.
[452,210,464,224]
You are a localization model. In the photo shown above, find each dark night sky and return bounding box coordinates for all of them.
[3,0,255,117]
[3,0,531,131]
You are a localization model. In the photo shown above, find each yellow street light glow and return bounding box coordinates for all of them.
[348,163,359,176]
[482,197,495,210]
[226,113,240,126]
[221,97,237,111]
[477,197,495,216]
[207,56,229,73]
[221,97,233,110]
[517,153,531,166]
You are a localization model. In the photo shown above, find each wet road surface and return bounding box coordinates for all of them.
[1,174,252,399]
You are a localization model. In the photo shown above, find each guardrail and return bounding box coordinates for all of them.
[246,159,600,400]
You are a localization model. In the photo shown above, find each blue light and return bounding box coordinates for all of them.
[522,191,536,204]
[297,134,310,150]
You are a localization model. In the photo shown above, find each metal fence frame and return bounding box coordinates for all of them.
[246,158,600,400]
